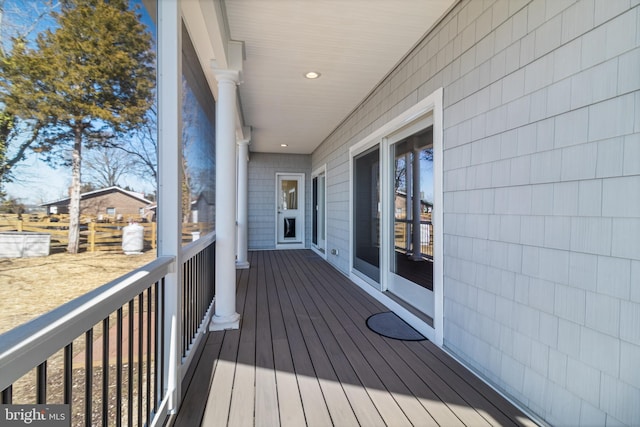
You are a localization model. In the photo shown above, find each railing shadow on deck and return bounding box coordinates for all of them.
[177,250,538,427]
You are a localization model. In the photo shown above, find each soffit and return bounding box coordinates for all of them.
[211,0,456,154]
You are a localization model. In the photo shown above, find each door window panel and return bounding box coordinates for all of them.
[280,180,298,210]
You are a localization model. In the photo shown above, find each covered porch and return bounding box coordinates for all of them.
[173,250,536,427]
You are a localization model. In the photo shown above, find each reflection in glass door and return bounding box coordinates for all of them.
[388,127,434,316]
[353,147,380,283]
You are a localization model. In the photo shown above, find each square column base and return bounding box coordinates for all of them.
[209,312,241,331]
[236,261,250,269]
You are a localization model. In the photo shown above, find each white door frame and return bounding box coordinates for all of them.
[311,165,327,258]
[383,115,435,318]
[275,172,305,249]
[348,88,443,346]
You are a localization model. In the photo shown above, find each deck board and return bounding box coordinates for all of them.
[266,250,334,427]
[288,251,441,426]
[273,251,360,427]
[287,250,413,426]
[288,250,466,426]
[254,251,281,427]
[228,251,257,427]
[176,250,535,427]
[283,251,389,427]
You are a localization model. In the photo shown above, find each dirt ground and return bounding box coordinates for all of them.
[0,250,156,335]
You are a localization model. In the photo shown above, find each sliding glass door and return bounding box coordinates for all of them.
[312,172,326,253]
[353,147,380,283]
[348,90,442,343]
[387,127,434,317]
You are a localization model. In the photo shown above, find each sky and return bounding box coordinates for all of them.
[1,0,157,205]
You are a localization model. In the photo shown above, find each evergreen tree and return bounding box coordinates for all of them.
[0,0,155,252]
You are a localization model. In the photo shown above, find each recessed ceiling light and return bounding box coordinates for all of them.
[280,144,288,147]
[304,71,321,79]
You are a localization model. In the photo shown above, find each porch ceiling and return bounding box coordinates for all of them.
[198,0,456,154]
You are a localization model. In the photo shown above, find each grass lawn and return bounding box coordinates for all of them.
[0,250,157,335]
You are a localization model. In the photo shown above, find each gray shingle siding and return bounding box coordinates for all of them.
[248,153,312,250]
[311,0,640,425]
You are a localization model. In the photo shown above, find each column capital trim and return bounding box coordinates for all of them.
[212,68,241,84]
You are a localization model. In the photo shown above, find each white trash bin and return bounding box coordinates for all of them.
[122,223,144,255]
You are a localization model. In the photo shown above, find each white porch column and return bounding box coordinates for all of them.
[236,135,250,269]
[210,70,241,331]
[157,0,182,413]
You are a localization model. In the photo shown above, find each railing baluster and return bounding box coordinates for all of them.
[188,258,193,351]
[197,252,202,328]
[116,308,123,427]
[85,329,93,427]
[137,293,143,427]
[182,264,187,357]
[128,300,134,427]
[102,317,109,426]
[1,386,12,404]
[64,344,73,405]
[153,281,160,415]
[146,288,152,425]
[193,255,197,341]
[187,259,191,354]
[196,252,200,324]
[36,361,47,403]
[160,278,165,401]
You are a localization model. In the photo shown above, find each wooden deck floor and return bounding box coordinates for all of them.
[173,250,537,427]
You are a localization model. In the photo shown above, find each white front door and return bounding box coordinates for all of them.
[276,173,305,248]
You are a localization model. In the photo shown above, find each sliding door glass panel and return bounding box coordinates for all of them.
[391,128,433,290]
[318,174,325,248]
[353,147,380,282]
[312,177,318,245]
[312,174,326,251]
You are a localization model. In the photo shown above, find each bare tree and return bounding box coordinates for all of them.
[105,105,158,187]
[83,146,135,189]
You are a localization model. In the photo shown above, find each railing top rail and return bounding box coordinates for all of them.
[0,255,175,391]
[181,231,216,261]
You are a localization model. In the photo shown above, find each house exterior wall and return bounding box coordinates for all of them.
[46,192,150,218]
[80,192,148,217]
[312,0,640,425]
[248,153,312,249]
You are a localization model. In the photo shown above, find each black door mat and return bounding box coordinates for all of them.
[366,311,426,341]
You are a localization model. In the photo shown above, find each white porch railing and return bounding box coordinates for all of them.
[0,235,216,426]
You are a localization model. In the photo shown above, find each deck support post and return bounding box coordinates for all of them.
[236,133,251,269]
[210,69,241,331]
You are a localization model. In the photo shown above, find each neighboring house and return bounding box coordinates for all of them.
[41,186,153,220]
[191,192,215,225]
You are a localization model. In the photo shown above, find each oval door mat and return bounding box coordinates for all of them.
[366,311,426,341]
